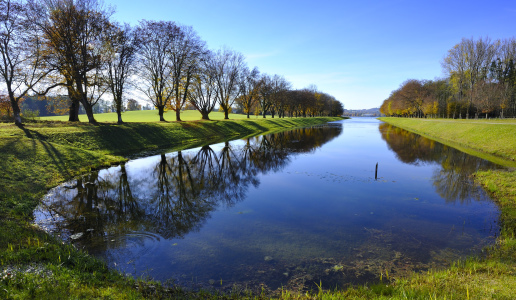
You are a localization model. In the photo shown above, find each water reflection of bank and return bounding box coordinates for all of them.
[379,123,504,204]
[36,125,342,254]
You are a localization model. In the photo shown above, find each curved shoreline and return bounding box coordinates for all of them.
[0,117,345,299]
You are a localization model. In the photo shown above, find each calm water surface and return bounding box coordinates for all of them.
[35,118,502,292]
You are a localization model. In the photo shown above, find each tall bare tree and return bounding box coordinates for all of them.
[135,20,178,121]
[442,40,468,112]
[103,23,139,124]
[464,37,498,118]
[168,25,205,122]
[188,50,219,120]
[0,0,54,125]
[212,47,245,119]
[28,0,112,123]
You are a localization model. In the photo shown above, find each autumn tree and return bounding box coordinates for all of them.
[269,74,291,118]
[237,66,260,118]
[126,98,140,111]
[258,74,273,118]
[28,0,112,123]
[0,94,13,117]
[442,40,468,113]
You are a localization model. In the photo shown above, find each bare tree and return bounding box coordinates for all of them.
[188,50,219,120]
[442,40,468,114]
[212,47,245,119]
[28,0,112,123]
[0,0,55,125]
[269,74,291,118]
[491,38,516,118]
[258,74,273,118]
[168,25,206,121]
[464,37,498,118]
[103,23,139,124]
[238,66,260,118]
[134,20,178,121]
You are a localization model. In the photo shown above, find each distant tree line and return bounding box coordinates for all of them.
[0,0,343,125]
[380,37,516,119]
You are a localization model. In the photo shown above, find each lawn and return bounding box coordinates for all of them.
[38,110,252,122]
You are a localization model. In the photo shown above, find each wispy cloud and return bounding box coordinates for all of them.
[286,72,356,88]
[244,50,282,60]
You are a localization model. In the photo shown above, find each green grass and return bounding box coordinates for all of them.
[0,116,345,299]
[4,115,516,299]
[38,110,250,122]
[376,117,516,165]
[372,117,516,300]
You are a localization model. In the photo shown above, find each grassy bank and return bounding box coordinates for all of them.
[37,110,250,123]
[0,116,342,299]
[370,117,516,299]
[4,115,515,299]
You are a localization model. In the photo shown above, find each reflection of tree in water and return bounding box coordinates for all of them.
[39,124,342,249]
[379,123,502,203]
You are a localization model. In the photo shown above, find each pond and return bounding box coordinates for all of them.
[34,118,502,293]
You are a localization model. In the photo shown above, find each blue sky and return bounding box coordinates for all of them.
[108,0,516,109]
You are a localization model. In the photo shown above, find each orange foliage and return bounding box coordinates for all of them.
[0,95,13,117]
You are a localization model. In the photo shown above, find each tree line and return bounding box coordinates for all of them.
[380,37,516,119]
[0,0,344,125]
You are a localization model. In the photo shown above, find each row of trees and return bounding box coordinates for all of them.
[380,37,516,119]
[0,0,343,125]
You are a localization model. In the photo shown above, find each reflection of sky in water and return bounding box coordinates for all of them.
[35,118,501,291]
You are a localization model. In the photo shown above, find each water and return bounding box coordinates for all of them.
[35,118,501,293]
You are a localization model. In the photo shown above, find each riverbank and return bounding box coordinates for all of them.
[375,117,516,299]
[3,116,515,299]
[0,117,344,299]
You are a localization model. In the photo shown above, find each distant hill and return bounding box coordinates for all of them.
[343,108,382,117]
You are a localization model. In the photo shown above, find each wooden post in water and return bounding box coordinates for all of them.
[375,162,378,180]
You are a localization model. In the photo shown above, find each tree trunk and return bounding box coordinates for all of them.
[117,111,123,124]
[81,100,97,123]
[116,99,123,124]
[175,109,182,122]
[68,98,80,122]
[10,96,22,126]
[201,111,210,120]
[158,106,166,121]
[224,108,229,119]
[67,84,80,122]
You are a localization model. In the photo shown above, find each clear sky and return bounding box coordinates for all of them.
[107,0,516,110]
